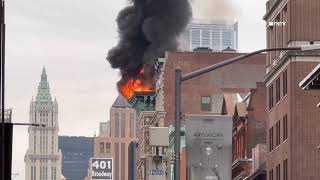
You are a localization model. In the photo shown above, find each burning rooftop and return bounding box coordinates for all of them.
[120,68,154,100]
[128,91,155,114]
[107,0,191,98]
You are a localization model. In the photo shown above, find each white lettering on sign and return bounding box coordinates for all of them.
[149,168,166,176]
[91,158,113,180]
[92,171,113,178]
[92,160,111,169]
[268,22,287,27]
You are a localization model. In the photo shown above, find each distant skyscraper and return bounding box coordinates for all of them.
[58,136,94,180]
[99,121,110,137]
[179,19,238,51]
[25,68,62,180]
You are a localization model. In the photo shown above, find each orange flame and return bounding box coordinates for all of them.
[120,69,153,99]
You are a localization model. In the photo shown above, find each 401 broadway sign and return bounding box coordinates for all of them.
[91,158,113,180]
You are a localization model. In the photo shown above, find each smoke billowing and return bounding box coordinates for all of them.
[191,0,239,20]
[107,0,192,95]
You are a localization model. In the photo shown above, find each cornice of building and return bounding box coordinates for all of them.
[263,0,286,20]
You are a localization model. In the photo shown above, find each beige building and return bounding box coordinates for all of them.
[25,68,62,180]
[92,95,136,180]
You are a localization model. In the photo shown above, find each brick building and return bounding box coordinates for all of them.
[264,0,320,180]
[157,51,266,126]
[232,82,267,180]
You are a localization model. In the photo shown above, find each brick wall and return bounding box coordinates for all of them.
[162,51,266,126]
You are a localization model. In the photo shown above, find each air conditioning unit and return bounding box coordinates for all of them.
[149,127,169,147]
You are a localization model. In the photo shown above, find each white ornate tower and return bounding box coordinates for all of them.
[25,68,62,180]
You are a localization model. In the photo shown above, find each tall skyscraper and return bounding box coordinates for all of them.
[179,19,238,52]
[25,68,62,180]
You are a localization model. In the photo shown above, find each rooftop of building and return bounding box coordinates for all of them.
[190,18,238,25]
[112,94,132,108]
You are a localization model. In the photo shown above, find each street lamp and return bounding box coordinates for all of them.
[173,44,320,180]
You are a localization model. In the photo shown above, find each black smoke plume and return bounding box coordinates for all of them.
[107,0,192,94]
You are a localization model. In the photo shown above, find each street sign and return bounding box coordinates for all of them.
[186,115,232,180]
[91,158,113,180]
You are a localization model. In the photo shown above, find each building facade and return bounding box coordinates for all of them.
[25,68,62,180]
[99,121,111,137]
[160,51,266,126]
[264,0,320,180]
[58,136,94,180]
[232,82,267,180]
[92,95,136,180]
[179,19,238,51]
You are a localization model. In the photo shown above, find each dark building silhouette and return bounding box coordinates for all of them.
[58,136,94,180]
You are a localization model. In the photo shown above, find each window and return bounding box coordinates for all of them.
[34,134,37,154]
[201,96,211,111]
[51,167,57,180]
[276,78,281,103]
[121,112,126,138]
[106,142,111,153]
[40,131,43,153]
[51,133,54,153]
[121,143,126,180]
[269,85,274,110]
[276,164,280,180]
[31,166,36,180]
[269,169,274,180]
[276,121,281,147]
[44,166,48,180]
[269,127,274,152]
[130,113,135,138]
[115,143,119,180]
[115,111,120,138]
[283,115,288,141]
[283,70,287,96]
[283,159,288,180]
[100,142,105,153]
[40,166,42,180]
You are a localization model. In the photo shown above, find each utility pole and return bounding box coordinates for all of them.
[0,1,9,180]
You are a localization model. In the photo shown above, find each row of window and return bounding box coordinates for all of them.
[99,142,111,154]
[267,4,288,64]
[269,159,288,180]
[269,115,288,152]
[34,130,55,154]
[113,112,136,138]
[35,112,55,126]
[31,166,57,180]
[269,70,287,110]
[233,130,247,161]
